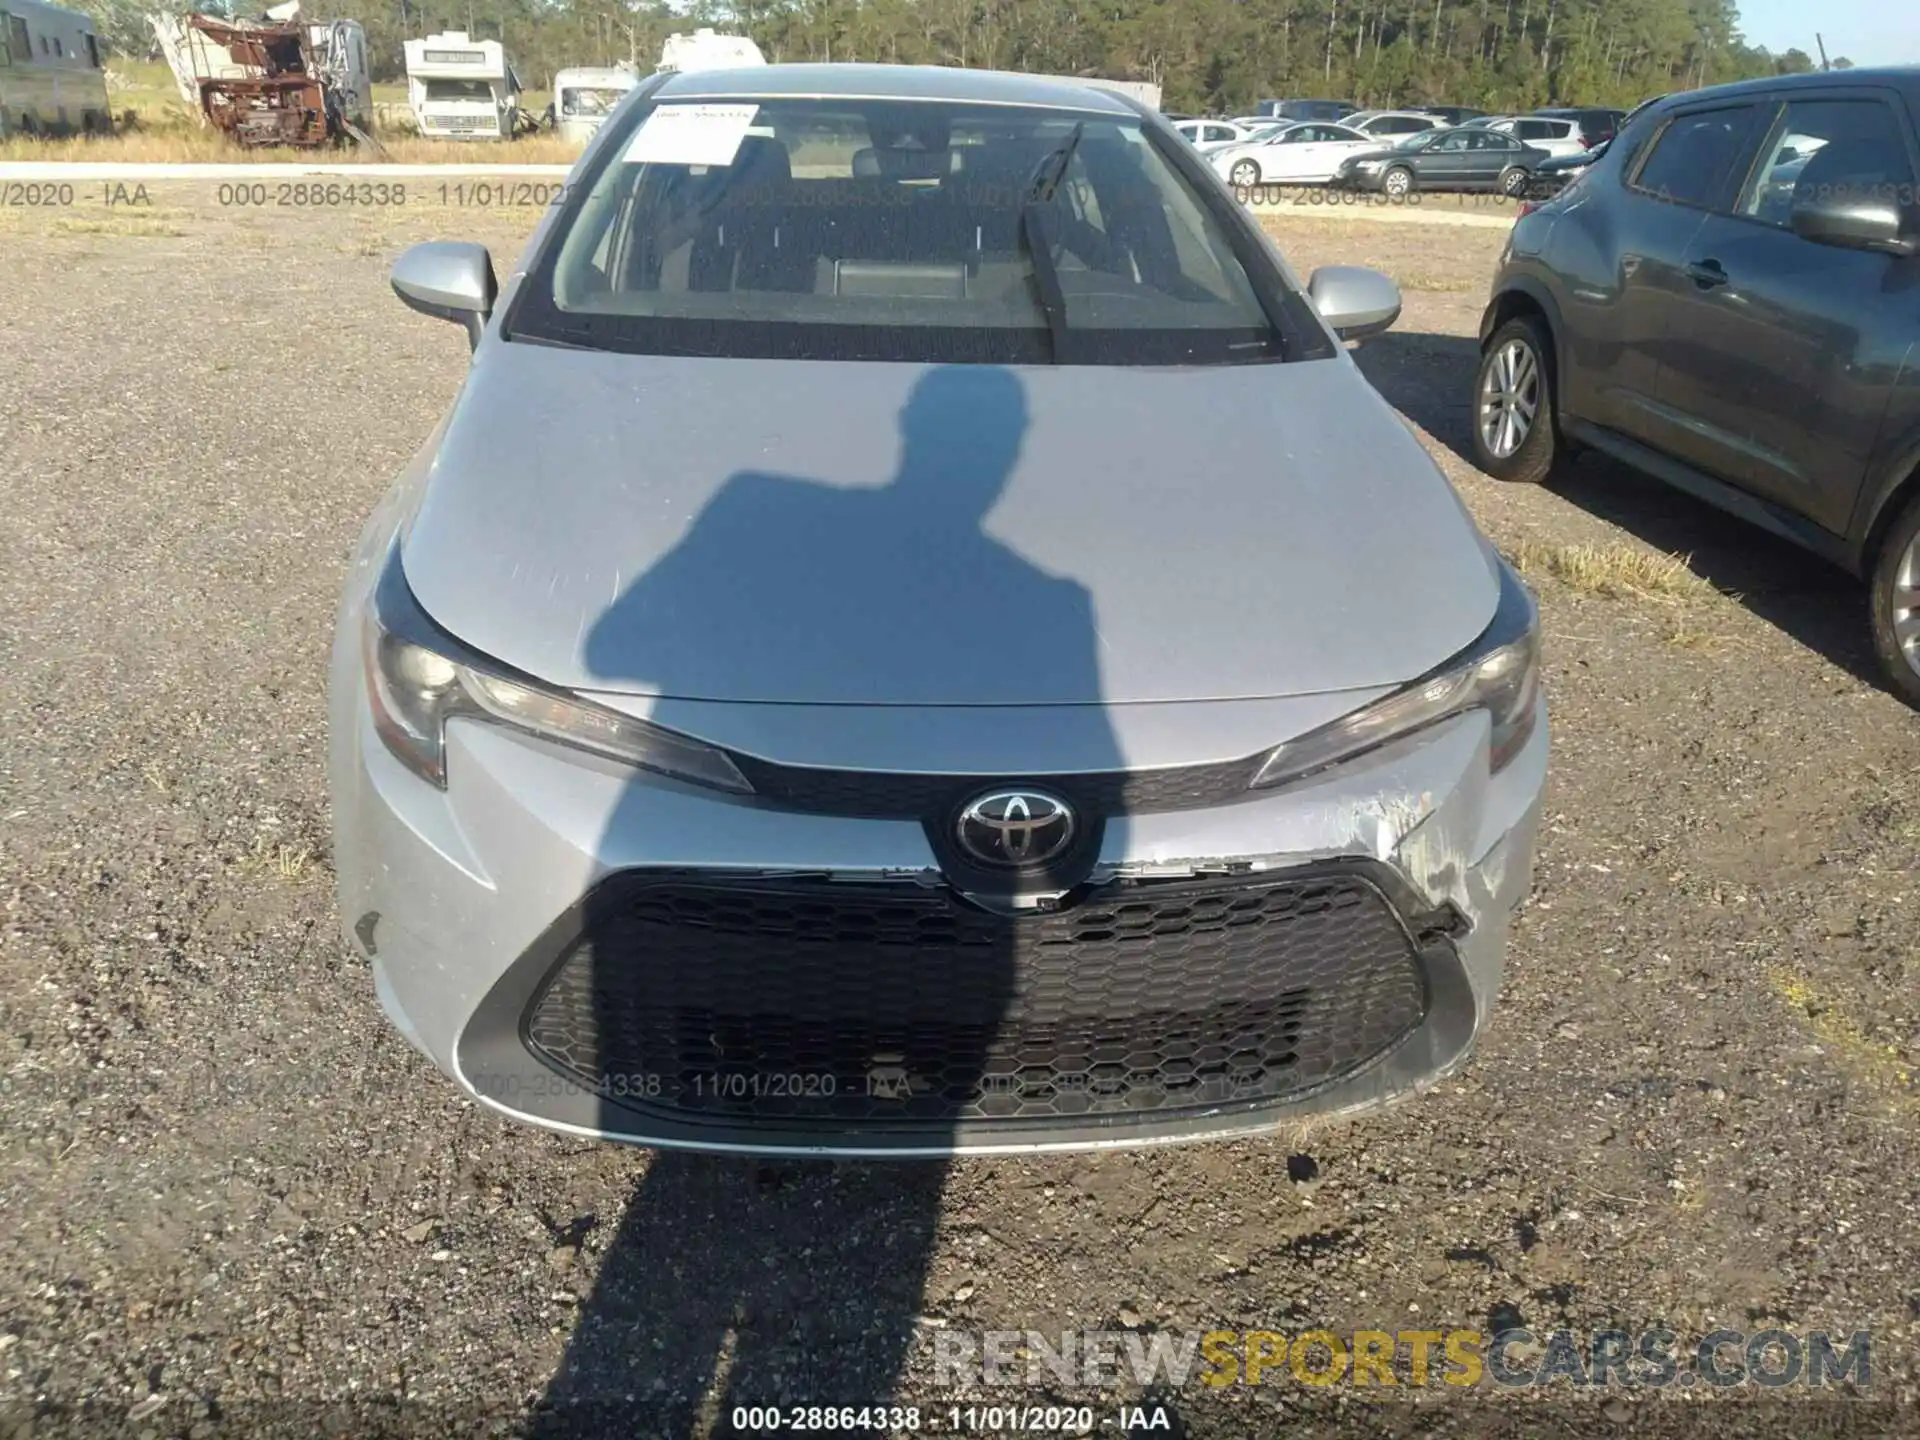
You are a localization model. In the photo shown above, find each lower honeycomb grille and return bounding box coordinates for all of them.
[522,872,1429,1127]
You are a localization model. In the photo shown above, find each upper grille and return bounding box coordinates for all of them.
[522,869,1429,1129]
[725,750,1264,818]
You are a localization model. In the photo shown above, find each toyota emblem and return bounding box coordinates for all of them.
[955,789,1076,868]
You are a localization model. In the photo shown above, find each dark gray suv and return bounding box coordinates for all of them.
[1474,69,1920,705]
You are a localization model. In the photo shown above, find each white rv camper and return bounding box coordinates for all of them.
[551,63,636,146]
[655,29,764,74]
[0,0,110,136]
[403,30,520,140]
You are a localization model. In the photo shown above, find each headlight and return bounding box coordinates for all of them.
[362,545,752,794]
[1250,557,1540,791]
[1355,158,1387,171]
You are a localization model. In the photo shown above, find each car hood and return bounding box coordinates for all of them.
[401,346,1498,706]
[1342,146,1401,165]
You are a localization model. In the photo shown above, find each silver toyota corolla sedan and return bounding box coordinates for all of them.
[329,63,1548,1157]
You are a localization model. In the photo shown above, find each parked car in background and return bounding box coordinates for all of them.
[1474,69,1920,706]
[1422,105,1488,126]
[1484,114,1587,158]
[1175,117,1265,148]
[1335,125,1547,197]
[1521,141,1605,199]
[1213,121,1376,186]
[1345,109,1448,139]
[1253,98,1358,122]
[342,63,1549,1155]
[1532,106,1625,146]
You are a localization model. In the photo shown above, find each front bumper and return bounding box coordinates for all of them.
[330,598,1547,1156]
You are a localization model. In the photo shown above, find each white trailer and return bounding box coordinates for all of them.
[307,16,369,130]
[551,63,636,146]
[655,29,765,75]
[403,30,520,140]
[0,0,110,136]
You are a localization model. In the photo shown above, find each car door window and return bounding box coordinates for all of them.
[1739,98,1916,226]
[1629,104,1764,209]
[1432,130,1471,152]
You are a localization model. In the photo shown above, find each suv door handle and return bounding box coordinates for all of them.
[1686,259,1728,288]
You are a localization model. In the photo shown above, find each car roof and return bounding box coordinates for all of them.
[654,62,1137,114]
[1644,66,1920,110]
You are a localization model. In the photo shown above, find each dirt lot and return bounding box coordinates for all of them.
[0,188,1915,1439]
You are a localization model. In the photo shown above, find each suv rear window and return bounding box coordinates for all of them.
[512,94,1302,366]
[1630,105,1762,208]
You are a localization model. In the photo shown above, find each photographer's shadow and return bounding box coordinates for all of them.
[528,365,1124,1437]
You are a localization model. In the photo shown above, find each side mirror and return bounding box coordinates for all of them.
[1308,264,1402,341]
[391,241,498,351]
[1789,191,1918,257]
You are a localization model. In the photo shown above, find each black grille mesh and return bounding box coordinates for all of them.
[726,752,1263,817]
[524,872,1428,1127]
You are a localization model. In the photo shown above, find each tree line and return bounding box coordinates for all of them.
[79,0,1846,110]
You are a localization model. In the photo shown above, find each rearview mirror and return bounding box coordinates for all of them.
[1307,265,1402,341]
[1789,191,1917,257]
[391,241,498,351]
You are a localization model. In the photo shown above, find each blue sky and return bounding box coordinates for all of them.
[1736,0,1918,65]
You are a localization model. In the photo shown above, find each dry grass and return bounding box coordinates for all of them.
[49,201,194,238]
[1391,270,1477,292]
[1658,614,1735,653]
[236,836,315,885]
[0,126,583,166]
[1768,967,1916,1115]
[53,214,186,237]
[1508,539,1715,602]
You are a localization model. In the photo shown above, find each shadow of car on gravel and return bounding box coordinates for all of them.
[1355,330,1884,692]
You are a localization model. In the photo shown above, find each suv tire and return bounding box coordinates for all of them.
[1471,315,1557,484]
[1869,489,1920,708]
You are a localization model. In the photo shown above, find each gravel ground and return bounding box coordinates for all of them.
[1,188,1916,1439]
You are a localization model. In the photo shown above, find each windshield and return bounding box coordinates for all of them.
[513,95,1296,366]
[1392,130,1440,151]
[424,78,494,102]
[562,86,629,118]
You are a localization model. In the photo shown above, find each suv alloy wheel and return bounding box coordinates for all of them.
[1471,315,1557,484]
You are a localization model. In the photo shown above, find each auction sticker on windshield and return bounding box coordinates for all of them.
[622,103,762,166]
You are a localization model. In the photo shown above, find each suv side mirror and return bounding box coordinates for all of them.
[1789,191,1918,257]
[1308,264,1402,341]
[391,241,498,351]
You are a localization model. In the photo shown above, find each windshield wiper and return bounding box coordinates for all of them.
[1020,122,1085,362]
[1018,203,1069,363]
[1027,120,1086,204]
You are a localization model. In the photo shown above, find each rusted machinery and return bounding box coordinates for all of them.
[150,7,373,149]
